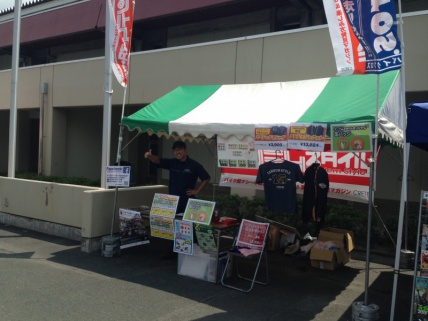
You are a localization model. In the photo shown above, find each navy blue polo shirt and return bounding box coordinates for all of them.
[158,157,210,212]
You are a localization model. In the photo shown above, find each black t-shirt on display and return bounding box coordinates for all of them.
[302,163,329,223]
[256,160,304,213]
[158,157,210,213]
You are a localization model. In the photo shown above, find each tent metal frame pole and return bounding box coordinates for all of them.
[364,74,380,305]
[390,0,408,318]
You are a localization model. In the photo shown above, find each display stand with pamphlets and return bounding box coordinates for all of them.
[411,191,428,320]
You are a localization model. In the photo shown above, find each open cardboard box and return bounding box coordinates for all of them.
[255,216,300,251]
[310,227,355,270]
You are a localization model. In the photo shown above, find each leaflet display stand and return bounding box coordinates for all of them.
[411,191,428,320]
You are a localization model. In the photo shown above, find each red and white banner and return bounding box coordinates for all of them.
[108,0,135,87]
[220,148,374,203]
[323,0,402,75]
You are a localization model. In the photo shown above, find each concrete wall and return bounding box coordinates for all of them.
[0,177,168,251]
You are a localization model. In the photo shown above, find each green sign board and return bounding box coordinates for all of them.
[330,123,372,152]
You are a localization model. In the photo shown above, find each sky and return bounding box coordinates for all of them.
[0,0,41,11]
[0,0,15,11]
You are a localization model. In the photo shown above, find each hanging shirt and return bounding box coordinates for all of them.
[302,163,329,223]
[256,160,304,213]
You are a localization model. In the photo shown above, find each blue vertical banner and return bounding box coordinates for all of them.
[323,0,402,75]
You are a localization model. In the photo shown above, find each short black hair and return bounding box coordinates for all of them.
[172,140,186,150]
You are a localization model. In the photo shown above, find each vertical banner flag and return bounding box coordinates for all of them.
[109,0,135,86]
[323,0,402,75]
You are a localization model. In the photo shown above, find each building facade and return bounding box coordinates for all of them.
[0,0,427,201]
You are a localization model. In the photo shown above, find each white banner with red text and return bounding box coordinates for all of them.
[220,148,373,203]
[108,0,135,87]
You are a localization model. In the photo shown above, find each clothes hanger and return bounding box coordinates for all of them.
[271,150,285,163]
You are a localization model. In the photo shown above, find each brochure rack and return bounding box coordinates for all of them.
[411,191,428,320]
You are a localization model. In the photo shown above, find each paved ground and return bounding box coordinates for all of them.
[0,223,415,321]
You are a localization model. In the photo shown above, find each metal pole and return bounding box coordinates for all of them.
[8,0,22,178]
[390,0,408,317]
[101,0,113,188]
[364,74,380,305]
[38,83,48,175]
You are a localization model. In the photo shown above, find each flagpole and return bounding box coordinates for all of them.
[8,0,22,178]
[390,0,408,319]
[101,0,113,189]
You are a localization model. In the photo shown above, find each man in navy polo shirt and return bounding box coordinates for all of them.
[144,140,211,213]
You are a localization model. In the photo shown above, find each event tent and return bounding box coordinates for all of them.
[121,70,404,145]
[407,101,428,151]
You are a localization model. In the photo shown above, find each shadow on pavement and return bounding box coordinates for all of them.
[0,224,414,321]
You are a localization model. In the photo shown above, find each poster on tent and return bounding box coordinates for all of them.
[220,147,372,203]
[149,193,179,217]
[331,123,372,153]
[287,123,327,152]
[217,136,258,169]
[149,215,174,240]
[254,124,288,150]
[183,199,215,225]
[173,219,193,255]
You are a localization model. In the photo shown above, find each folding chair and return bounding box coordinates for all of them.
[221,219,270,293]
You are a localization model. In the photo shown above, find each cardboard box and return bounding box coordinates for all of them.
[266,225,281,251]
[255,216,300,251]
[310,228,355,270]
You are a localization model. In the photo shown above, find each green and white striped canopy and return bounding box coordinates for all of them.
[122,70,403,145]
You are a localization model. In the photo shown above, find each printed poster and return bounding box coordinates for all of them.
[217,135,258,169]
[288,123,326,152]
[118,208,149,249]
[422,250,428,269]
[331,123,372,153]
[150,193,179,217]
[106,166,131,187]
[254,124,288,150]
[194,224,217,252]
[173,220,193,255]
[183,199,215,225]
[415,277,428,319]
[150,215,174,240]
[220,147,372,203]
[236,220,269,249]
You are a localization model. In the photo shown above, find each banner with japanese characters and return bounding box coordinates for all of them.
[331,123,372,153]
[220,147,372,203]
[323,0,402,75]
[217,135,258,169]
[254,124,288,150]
[288,123,326,152]
[108,0,135,86]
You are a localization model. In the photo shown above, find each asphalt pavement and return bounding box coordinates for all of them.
[0,223,415,321]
